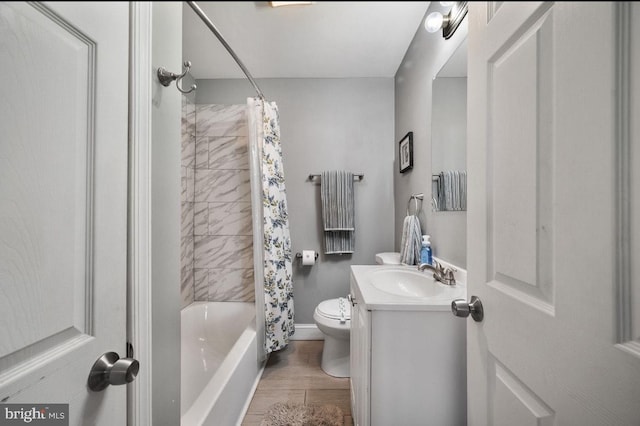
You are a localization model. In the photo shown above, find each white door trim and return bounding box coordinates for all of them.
[614,1,640,358]
[128,3,153,425]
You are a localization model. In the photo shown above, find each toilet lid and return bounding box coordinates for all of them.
[317,298,351,321]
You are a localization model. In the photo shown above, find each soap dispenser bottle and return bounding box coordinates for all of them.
[420,235,432,265]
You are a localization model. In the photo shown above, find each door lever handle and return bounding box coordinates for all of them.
[347,293,357,307]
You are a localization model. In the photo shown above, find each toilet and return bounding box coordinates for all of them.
[313,252,402,378]
[313,297,351,377]
[374,252,402,266]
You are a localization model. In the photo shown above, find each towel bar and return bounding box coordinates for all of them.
[308,173,364,181]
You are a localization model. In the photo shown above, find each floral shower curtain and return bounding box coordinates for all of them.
[247,97,294,355]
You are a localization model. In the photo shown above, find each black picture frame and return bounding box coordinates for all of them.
[399,132,414,173]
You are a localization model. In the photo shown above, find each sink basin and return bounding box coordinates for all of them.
[369,268,444,298]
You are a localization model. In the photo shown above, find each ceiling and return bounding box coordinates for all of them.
[182,1,431,80]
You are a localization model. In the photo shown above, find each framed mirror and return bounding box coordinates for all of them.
[431,38,467,213]
[429,37,467,269]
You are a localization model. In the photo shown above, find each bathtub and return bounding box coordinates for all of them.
[181,301,264,426]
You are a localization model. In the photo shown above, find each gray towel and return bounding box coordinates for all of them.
[435,170,467,211]
[399,215,422,265]
[321,171,355,254]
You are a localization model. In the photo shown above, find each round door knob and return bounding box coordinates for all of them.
[451,299,471,317]
[451,295,484,322]
[88,352,140,392]
[109,357,140,385]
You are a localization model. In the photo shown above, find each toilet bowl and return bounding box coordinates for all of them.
[314,297,351,377]
[313,252,402,378]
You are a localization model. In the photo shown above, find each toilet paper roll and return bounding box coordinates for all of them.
[302,250,316,266]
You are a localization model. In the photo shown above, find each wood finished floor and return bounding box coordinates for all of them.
[241,340,353,426]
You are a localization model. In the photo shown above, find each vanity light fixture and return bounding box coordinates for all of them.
[269,1,315,7]
[424,1,468,40]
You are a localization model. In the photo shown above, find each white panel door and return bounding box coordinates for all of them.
[467,2,640,425]
[0,2,129,424]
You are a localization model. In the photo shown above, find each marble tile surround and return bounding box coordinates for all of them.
[181,97,196,309]
[181,103,255,307]
[194,169,251,203]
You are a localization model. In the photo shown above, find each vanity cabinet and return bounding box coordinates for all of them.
[350,285,371,426]
[349,268,467,426]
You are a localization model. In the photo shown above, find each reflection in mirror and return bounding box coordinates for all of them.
[431,38,467,213]
[429,37,467,269]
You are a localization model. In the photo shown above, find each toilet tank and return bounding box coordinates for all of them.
[375,252,401,265]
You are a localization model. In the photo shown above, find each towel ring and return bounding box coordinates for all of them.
[407,193,424,216]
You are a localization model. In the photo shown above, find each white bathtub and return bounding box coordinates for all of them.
[181,302,264,426]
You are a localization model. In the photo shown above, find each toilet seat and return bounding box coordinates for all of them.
[316,298,351,323]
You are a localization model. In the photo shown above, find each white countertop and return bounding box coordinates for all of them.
[350,260,467,312]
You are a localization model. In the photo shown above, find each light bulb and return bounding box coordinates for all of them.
[424,11,444,33]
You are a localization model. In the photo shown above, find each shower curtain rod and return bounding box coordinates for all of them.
[186,1,266,100]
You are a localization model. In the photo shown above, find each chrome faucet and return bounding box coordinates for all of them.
[418,260,457,286]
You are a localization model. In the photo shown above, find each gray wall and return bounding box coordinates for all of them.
[394,4,468,268]
[196,78,395,324]
[151,3,181,424]
[432,78,467,174]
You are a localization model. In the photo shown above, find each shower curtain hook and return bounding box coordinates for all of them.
[157,60,197,94]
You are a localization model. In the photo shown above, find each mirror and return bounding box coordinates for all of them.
[430,38,467,268]
[431,38,467,213]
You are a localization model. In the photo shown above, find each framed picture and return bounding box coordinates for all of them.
[399,132,413,173]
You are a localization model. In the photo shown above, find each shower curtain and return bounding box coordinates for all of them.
[247,97,294,357]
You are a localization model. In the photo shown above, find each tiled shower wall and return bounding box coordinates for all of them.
[180,103,255,309]
[181,97,196,309]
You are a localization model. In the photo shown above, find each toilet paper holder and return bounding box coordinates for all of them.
[295,252,319,260]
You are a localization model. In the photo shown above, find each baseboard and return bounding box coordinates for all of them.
[291,323,324,340]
